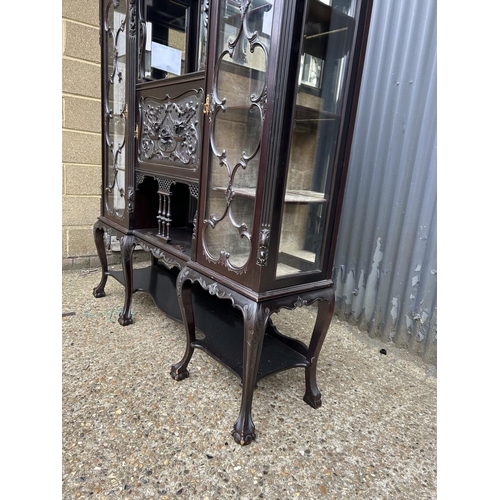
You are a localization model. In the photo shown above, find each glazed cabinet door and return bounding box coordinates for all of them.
[196,0,276,285]
[258,0,373,293]
[274,0,360,281]
[100,0,138,228]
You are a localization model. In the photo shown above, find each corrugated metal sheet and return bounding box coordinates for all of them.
[333,0,437,364]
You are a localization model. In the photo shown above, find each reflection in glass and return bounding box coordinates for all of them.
[197,0,210,70]
[141,0,207,80]
[276,0,356,277]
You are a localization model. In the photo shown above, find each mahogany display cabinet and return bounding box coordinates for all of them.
[93,0,373,445]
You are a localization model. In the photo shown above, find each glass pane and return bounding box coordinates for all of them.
[104,0,128,218]
[202,0,274,273]
[143,0,187,79]
[276,0,357,277]
[197,0,210,70]
[142,0,207,80]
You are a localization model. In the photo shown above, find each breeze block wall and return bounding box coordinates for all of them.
[62,0,103,269]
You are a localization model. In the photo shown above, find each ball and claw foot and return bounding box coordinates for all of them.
[231,417,257,446]
[118,313,133,326]
[170,365,190,381]
[303,392,322,409]
[93,288,106,298]
[231,427,256,446]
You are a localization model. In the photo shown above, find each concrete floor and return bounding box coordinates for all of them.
[62,264,437,499]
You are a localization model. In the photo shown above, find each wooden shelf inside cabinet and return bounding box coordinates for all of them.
[307,1,355,28]
[295,105,340,123]
[304,2,356,60]
[213,186,327,204]
[293,105,340,132]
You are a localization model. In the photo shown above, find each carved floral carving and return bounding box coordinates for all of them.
[139,89,203,168]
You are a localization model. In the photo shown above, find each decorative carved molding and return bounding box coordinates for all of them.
[129,0,137,36]
[156,176,175,194]
[189,184,199,200]
[127,187,135,213]
[202,249,248,275]
[177,268,233,303]
[260,85,268,121]
[93,220,126,243]
[136,172,146,186]
[138,240,183,270]
[177,268,191,296]
[256,225,271,266]
[271,294,331,317]
[139,88,204,168]
[192,210,197,241]
[198,0,210,70]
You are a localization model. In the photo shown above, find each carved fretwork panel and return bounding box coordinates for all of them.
[138,88,204,169]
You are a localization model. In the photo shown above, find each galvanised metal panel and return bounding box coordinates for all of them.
[333,0,437,364]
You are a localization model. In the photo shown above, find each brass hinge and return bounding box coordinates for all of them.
[134,124,139,139]
[203,94,210,115]
[123,104,128,120]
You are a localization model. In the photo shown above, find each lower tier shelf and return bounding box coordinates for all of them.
[109,264,309,382]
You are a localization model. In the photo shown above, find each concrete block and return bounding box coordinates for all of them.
[63,20,100,63]
[63,196,100,226]
[63,96,101,133]
[66,227,98,257]
[62,130,101,165]
[62,0,99,26]
[62,258,75,270]
[65,164,102,195]
[62,59,100,99]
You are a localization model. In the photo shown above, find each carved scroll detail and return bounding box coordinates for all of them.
[257,225,271,266]
[139,88,204,168]
[136,172,146,186]
[201,0,273,274]
[127,187,135,213]
[139,240,183,270]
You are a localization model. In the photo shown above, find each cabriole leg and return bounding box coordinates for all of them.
[170,269,196,381]
[232,302,268,446]
[303,289,335,409]
[118,235,136,326]
[92,222,108,298]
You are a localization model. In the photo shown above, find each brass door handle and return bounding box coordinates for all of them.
[203,94,210,115]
